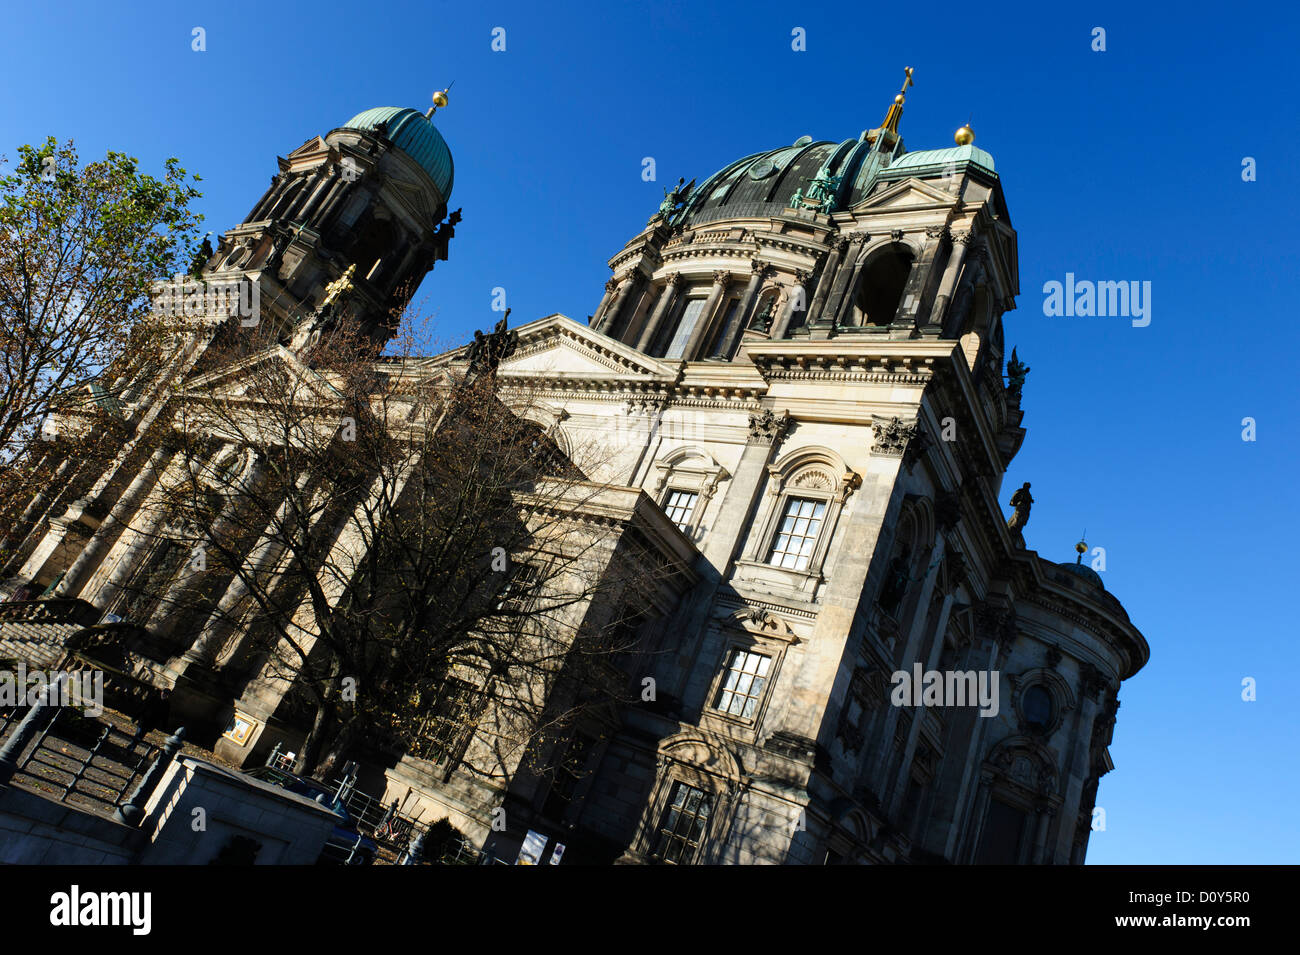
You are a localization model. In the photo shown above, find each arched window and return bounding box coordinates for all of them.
[736,447,859,600]
[662,296,707,359]
[1022,686,1054,732]
[854,247,915,326]
[346,217,398,287]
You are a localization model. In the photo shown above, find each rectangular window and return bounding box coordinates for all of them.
[975,798,1028,864]
[663,489,699,533]
[409,677,484,766]
[496,561,540,612]
[766,496,827,570]
[542,733,595,820]
[663,299,706,359]
[655,781,713,864]
[714,648,771,719]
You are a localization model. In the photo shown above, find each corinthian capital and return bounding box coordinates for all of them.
[748,408,791,445]
[713,270,732,286]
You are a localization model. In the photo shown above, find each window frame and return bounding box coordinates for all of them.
[710,645,773,722]
[735,450,858,599]
[764,494,828,571]
[650,447,729,542]
[661,487,701,536]
[662,296,707,360]
[652,780,715,865]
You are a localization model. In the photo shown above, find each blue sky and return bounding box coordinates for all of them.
[3,0,1298,863]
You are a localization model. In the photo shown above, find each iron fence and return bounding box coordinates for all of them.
[0,703,160,813]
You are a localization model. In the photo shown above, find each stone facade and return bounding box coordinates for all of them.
[0,102,1147,865]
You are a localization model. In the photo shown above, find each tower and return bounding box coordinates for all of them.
[198,103,460,343]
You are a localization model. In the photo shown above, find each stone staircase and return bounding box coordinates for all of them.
[0,599,101,669]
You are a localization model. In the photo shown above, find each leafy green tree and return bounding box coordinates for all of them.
[0,138,202,567]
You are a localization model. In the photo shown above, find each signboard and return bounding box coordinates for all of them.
[549,843,566,865]
[222,712,258,746]
[516,830,548,865]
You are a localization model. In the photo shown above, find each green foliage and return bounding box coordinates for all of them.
[0,136,204,458]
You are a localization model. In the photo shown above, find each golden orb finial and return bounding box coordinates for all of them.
[425,86,453,119]
[955,123,975,146]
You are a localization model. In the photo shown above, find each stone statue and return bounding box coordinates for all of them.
[657,177,694,219]
[1005,347,1030,398]
[466,308,519,375]
[1007,482,1033,535]
[321,264,356,311]
[751,296,777,333]
[792,166,842,212]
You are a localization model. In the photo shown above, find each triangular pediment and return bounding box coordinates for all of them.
[386,174,442,228]
[498,314,677,383]
[287,136,330,159]
[851,177,959,212]
[184,345,345,407]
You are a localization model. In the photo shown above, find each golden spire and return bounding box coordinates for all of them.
[880,67,914,136]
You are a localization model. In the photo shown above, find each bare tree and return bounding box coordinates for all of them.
[113,302,680,781]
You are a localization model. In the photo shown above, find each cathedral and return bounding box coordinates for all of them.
[0,76,1148,865]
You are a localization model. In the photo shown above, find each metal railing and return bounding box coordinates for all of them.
[0,703,160,813]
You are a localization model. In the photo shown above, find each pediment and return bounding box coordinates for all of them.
[498,314,676,383]
[850,177,959,212]
[385,173,443,229]
[286,136,330,161]
[184,345,344,407]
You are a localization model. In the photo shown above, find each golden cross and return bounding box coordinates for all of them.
[899,67,914,95]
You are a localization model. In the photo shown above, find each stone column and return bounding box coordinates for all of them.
[591,278,620,328]
[248,173,286,222]
[769,270,811,339]
[298,166,340,223]
[635,273,683,353]
[87,451,197,609]
[806,238,847,322]
[285,167,327,222]
[174,473,315,670]
[267,173,306,220]
[711,262,768,359]
[230,461,414,729]
[143,458,268,633]
[827,233,871,327]
[597,274,638,336]
[314,178,360,234]
[700,410,790,571]
[682,270,731,360]
[53,443,174,599]
[926,229,972,330]
[0,456,73,572]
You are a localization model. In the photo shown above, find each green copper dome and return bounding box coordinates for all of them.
[888,143,995,175]
[342,107,454,201]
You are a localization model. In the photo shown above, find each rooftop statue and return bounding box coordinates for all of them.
[656,177,694,220]
[465,308,519,376]
[1006,347,1030,398]
[1007,482,1033,536]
